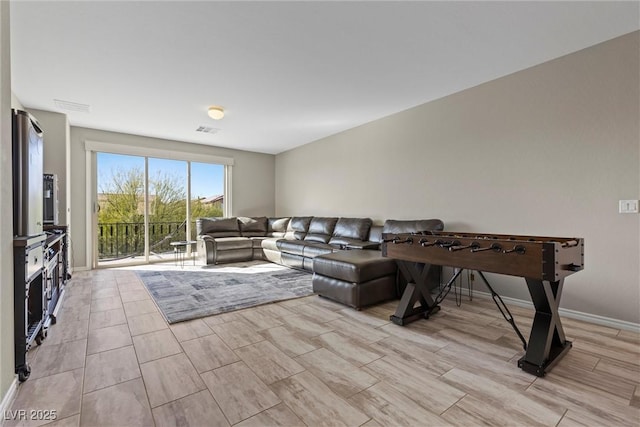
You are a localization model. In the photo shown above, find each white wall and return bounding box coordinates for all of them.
[69,127,276,269]
[0,0,14,407]
[276,32,640,324]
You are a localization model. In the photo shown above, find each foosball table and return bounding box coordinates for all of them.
[381,231,584,376]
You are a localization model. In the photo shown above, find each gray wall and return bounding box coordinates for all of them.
[26,109,70,225]
[0,0,14,404]
[276,32,640,324]
[69,127,276,269]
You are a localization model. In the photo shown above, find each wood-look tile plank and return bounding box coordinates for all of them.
[202,361,281,425]
[257,303,296,319]
[350,381,453,426]
[551,365,637,401]
[271,371,369,427]
[169,318,213,342]
[527,373,640,426]
[617,329,640,342]
[434,328,519,360]
[328,318,389,344]
[139,353,206,408]
[234,403,305,427]
[132,329,183,364]
[123,299,159,318]
[83,346,141,394]
[208,319,265,349]
[88,307,127,330]
[119,289,150,303]
[363,356,464,415]
[337,307,390,328]
[44,415,79,427]
[235,340,305,384]
[594,357,640,384]
[630,385,640,408]
[571,334,640,366]
[80,378,153,427]
[296,348,379,398]
[313,332,383,367]
[86,324,132,355]
[290,303,343,322]
[312,296,352,312]
[42,318,89,346]
[443,394,548,427]
[29,339,86,380]
[369,336,454,376]
[436,342,534,390]
[240,309,284,330]
[91,287,119,300]
[441,368,565,426]
[90,296,123,313]
[181,333,240,373]
[152,390,230,427]
[378,323,447,350]
[7,369,84,427]
[127,311,168,336]
[279,314,334,337]
[260,326,319,357]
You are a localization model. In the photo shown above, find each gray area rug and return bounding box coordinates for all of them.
[136,263,313,324]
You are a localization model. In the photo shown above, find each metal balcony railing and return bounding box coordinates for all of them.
[98,220,197,261]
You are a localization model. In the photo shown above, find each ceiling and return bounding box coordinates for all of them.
[9,1,639,155]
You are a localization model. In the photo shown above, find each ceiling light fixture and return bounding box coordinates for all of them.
[208,105,225,120]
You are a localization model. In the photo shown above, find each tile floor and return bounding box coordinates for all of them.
[4,266,640,426]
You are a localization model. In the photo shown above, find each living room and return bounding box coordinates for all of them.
[1,2,639,426]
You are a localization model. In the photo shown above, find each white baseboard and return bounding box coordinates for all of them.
[72,266,90,272]
[472,290,640,333]
[0,377,18,427]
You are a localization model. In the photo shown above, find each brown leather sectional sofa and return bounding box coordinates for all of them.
[196,216,443,309]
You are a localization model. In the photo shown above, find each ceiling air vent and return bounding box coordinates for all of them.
[195,126,220,135]
[53,99,91,113]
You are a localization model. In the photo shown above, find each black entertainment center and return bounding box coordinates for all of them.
[11,109,70,382]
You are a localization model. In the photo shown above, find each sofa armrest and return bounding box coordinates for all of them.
[345,241,380,250]
[197,235,216,264]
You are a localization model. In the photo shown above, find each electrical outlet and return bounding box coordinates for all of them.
[619,200,639,214]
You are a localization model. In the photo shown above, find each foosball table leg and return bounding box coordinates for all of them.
[518,278,572,376]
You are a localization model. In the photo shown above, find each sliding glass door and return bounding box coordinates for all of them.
[96,153,146,266]
[95,153,224,267]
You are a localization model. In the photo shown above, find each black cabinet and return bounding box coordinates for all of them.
[43,226,70,324]
[13,234,46,382]
[14,226,70,382]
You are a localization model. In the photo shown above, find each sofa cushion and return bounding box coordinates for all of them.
[328,217,373,246]
[196,217,241,238]
[238,216,268,237]
[284,216,312,240]
[368,225,383,243]
[313,250,397,283]
[261,237,281,252]
[268,217,290,238]
[302,242,338,258]
[212,237,253,251]
[304,217,338,243]
[276,239,307,256]
[382,219,444,234]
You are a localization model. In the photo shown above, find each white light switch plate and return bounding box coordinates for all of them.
[619,200,639,213]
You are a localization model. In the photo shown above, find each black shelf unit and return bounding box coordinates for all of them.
[14,234,47,382]
[43,225,70,324]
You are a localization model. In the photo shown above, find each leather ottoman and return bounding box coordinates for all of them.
[312,250,398,309]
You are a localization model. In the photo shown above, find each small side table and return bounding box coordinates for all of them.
[170,241,197,267]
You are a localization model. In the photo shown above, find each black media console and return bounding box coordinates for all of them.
[14,225,70,382]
